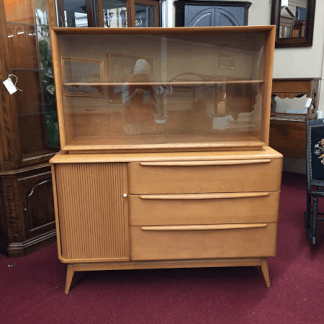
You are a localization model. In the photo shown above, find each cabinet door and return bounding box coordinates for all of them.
[56,0,96,27]
[185,5,215,27]
[215,8,242,26]
[18,169,55,239]
[185,4,246,27]
[134,0,159,27]
[54,163,129,262]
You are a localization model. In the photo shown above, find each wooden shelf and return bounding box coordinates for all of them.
[64,133,263,152]
[63,80,265,87]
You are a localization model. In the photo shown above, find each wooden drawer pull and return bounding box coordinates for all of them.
[140,224,268,231]
[139,193,270,200]
[139,160,271,167]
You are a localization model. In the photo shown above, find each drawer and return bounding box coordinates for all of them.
[130,223,278,261]
[128,159,282,194]
[129,192,280,225]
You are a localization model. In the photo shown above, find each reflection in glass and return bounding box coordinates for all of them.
[62,58,104,97]
[63,0,88,27]
[279,1,307,39]
[56,32,267,146]
[4,0,60,153]
[122,59,163,136]
[103,0,127,27]
[135,4,155,27]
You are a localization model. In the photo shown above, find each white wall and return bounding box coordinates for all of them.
[165,0,324,79]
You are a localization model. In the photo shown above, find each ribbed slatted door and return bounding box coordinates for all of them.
[55,163,129,262]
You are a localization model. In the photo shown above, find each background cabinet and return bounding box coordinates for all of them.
[0,164,56,257]
[175,1,251,27]
[0,0,57,256]
[55,0,160,27]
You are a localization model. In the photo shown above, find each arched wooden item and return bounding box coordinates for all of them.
[270,78,320,158]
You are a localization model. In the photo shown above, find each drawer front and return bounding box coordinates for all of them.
[129,192,280,225]
[130,223,278,261]
[128,159,282,194]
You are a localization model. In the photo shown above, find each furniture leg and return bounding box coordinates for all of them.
[65,264,74,294]
[307,194,312,216]
[261,258,270,288]
[311,196,318,244]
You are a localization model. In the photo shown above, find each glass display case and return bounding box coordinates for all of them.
[3,0,59,166]
[51,26,275,152]
[55,0,159,28]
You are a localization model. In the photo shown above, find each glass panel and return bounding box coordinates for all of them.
[279,0,307,39]
[55,30,268,149]
[165,32,265,143]
[3,0,59,161]
[135,3,155,27]
[63,0,88,27]
[102,0,127,27]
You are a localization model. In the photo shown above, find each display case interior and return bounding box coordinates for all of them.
[51,27,275,152]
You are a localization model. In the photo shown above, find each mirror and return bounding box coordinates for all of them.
[271,0,316,48]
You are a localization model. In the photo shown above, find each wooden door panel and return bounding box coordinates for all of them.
[216,8,242,26]
[18,169,55,238]
[186,6,214,27]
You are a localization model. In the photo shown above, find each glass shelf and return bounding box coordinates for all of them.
[63,80,265,86]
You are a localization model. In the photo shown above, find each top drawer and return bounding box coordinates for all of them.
[128,158,282,194]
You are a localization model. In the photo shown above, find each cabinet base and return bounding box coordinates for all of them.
[64,258,270,294]
[0,230,56,258]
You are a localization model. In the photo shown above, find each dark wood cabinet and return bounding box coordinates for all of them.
[175,1,251,27]
[0,0,57,257]
[55,0,160,27]
[0,164,56,257]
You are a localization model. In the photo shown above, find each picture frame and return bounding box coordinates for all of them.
[61,57,104,97]
[270,0,316,48]
[107,53,155,102]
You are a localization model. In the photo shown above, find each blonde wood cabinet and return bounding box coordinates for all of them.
[50,26,282,293]
[51,147,282,293]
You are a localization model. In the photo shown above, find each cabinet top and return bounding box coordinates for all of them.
[50,146,282,164]
[51,26,275,35]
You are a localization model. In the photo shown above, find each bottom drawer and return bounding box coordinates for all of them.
[130,223,278,261]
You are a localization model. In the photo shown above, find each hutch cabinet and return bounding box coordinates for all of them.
[175,1,251,27]
[0,0,58,256]
[50,26,282,293]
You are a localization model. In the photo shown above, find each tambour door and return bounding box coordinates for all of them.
[53,162,129,262]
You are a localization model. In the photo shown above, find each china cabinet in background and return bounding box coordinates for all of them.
[55,0,160,27]
[49,26,283,293]
[0,0,58,257]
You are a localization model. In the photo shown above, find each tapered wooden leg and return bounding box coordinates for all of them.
[261,259,270,287]
[65,264,74,294]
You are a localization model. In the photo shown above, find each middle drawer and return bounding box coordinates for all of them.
[129,192,280,225]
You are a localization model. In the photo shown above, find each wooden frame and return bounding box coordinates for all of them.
[107,53,155,102]
[56,0,96,27]
[96,0,131,28]
[61,57,104,97]
[133,0,159,27]
[270,0,316,48]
